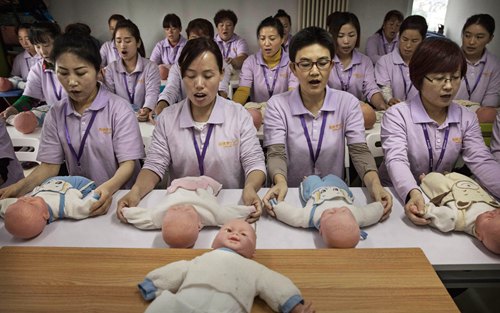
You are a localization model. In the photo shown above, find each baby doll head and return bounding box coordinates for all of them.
[247,108,263,130]
[4,196,49,239]
[360,102,376,130]
[13,111,38,134]
[212,219,256,258]
[162,204,202,248]
[158,64,170,80]
[475,209,500,254]
[0,77,13,92]
[319,207,360,248]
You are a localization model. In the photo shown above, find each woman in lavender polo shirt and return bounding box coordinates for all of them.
[375,15,427,107]
[232,16,297,105]
[365,10,404,65]
[11,23,39,81]
[100,14,126,67]
[117,37,266,223]
[262,27,392,220]
[380,37,500,226]
[1,22,62,120]
[213,9,249,70]
[103,19,160,122]
[455,14,500,123]
[0,33,145,216]
[327,12,386,128]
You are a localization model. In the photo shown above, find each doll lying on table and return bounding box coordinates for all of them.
[138,219,315,313]
[0,76,26,92]
[0,176,99,239]
[268,174,384,248]
[121,176,257,248]
[418,172,500,254]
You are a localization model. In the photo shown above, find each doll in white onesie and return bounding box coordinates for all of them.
[269,174,384,248]
[0,176,99,238]
[121,176,256,248]
[418,172,500,254]
[138,219,315,313]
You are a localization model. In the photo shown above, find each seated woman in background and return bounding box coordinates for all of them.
[103,19,160,122]
[380,37,500,226]
[10,23,40,81]
[117,37,266,223]
[454,14,500,123]
[365,10,404,64]
[155,18,230,116]
[375,15,427,106]
[0,22,62,119]
[213,9,249,70]
[149,13,187,80]
[327,11,385,129]
[100,14,126,67]
[232,16,297,105]
[274,9,293,52]
[0,33,145,216]
[262,26,392,220]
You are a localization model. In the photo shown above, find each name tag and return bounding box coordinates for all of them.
[218,139,239,148]
[329,123,342,131]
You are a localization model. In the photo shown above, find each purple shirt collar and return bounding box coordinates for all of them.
[179,95,226,128]
[63,83,108,116]
[215,33,238,44]
[290,87,338,116]
[117,56,145,74]
[256,48,290,68]
[160,36,187,49]
[333,49,362,70]
[408,94,462,126]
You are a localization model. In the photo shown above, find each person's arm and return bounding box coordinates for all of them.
[262,144,288,214]
[480,58,500,107]
[232,56,253,104]
[369,92,389,110]
[228,53,248,70]
[0,162,60,199]
[142,61,161,112]
[491,112,500,162]
[233,86,250,104]
[365,34,381,64]
[362,170,393,221]
[149,42,163,65]
[242,169,266,222]
[155,63,182,115]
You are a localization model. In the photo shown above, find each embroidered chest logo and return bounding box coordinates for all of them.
[452,137,462,144]
[218,139,239,148]
[329,123,342,131]
[99,127,112,135]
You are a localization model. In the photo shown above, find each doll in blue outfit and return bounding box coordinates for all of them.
[269,174,385,248]
[0,176,99,238]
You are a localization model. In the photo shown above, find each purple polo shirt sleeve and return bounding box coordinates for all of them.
[102,62,117,93]
[238,54,255,89]
[238,107,267,178]
[263,95,287,147]
[374,54,392,88]
[492,112,500,162]
[158,63,183,105]
[482,52,500,107]
[100,41,111,67]
[150,41,163,65]
[220,61,231,94]
[143,60,161,111]
[380,104,419,201]
[365,33,382,64]
[142,110,172,179]
[234,35,249,56]
[287,66,298,89]
[362,55,381,102]
[460,113,500,198]
[10,52,25,78]
[111,100,146,164]
[23,61,45,100]
[37,103,66,165]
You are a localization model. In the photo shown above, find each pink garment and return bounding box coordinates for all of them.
[166,176,223,195]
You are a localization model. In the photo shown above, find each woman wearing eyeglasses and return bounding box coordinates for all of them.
[380,37,500,225]
[262,27,392,220]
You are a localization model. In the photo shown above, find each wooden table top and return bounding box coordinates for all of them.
[0,246,458,313]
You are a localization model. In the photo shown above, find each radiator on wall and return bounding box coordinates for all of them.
[297,0,349,29]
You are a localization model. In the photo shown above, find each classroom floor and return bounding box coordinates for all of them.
[454,288,500,312]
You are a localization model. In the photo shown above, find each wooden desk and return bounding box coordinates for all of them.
[0,246,458,313]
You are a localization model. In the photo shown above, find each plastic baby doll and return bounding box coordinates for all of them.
[138,219,315,313]
[0,176,99,239]
[419,172,500,254]
[244,102,266,130]
[5,104,49,134]
[269,174,384,248]
[121,176,256,248]
[0,76,26,92]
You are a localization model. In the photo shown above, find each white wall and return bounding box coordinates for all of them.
[444,0,500,56]
[45,0,298,57]
[46,0,500,57]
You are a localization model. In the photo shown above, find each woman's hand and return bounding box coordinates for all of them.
[262,179,288,217]
[136,107,151,122]
[0,179,26,199]
[89,186,113,216]
[404,189,429,225]
[368,183,393,221]
[242,185,262,223]
[116,189,141,223]
[388,98,401,106]
[0,106,19,120]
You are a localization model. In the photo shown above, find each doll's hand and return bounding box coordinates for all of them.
[388,98,401,106]
[242,186,262,223]
[0,106,19,120]
[89,187,112,217]
[290,301,315,313]
[369,183,393,221]
[148,111,157,125]
[262,180,288,217]
[116,189,141,223]
[404,189,429,225]
[137,108,151,122]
